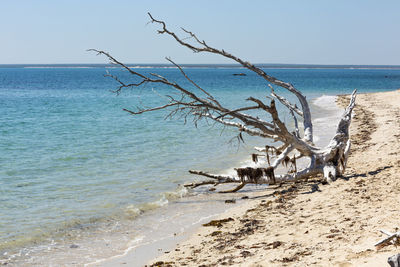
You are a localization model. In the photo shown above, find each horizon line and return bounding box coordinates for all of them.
[1,63,400,65]
[1,63,400,69]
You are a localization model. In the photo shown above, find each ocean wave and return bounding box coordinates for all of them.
[124,185,188,219]
[312,94,339,110]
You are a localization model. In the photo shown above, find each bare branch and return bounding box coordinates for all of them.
[199,113,279,139]
[269,84,303,117]
[183,180,219,188]
[271,145,294,169]
[165,57,222,107]
[92,14,357,192]
[290,109,300,138]
[146,13,314,142]
[123,102,180,115]
[219,182,246,193]
[188,170,238,182]
[215,106,259,119]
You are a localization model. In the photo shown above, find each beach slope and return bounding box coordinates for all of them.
[148,89,400,267]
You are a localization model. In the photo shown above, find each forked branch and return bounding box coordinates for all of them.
[93,13,357,193]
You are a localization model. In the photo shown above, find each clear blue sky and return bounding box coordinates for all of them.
[1,0,399,65]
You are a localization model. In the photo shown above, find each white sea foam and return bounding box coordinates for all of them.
[311,94,343,147]
[161,185,188,200]
[313,94,341,112]
[84,236,145,267]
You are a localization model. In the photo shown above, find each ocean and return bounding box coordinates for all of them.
[1,65,400,266]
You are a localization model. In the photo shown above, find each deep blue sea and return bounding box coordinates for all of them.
[1,65,400,265]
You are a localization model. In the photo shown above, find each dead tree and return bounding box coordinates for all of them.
[90,13,357,192]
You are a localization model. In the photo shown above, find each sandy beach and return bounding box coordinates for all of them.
[140,89,400,267]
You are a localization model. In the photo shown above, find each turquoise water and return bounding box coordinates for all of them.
[1,66,400,264]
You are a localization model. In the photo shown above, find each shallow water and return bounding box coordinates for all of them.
[1,66,400,265]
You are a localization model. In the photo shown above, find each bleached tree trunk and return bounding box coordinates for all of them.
[91,13,357,192]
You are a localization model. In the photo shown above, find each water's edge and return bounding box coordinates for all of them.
[0,94,343,266]
[84,94,344,267]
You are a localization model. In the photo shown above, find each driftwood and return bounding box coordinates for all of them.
[92,13,357,193]
[388,254,400,267]
[375,229,400,248]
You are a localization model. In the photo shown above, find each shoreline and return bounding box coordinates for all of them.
[87,94,341,266]
[3,89,399,266]
[88,95,343,267]
[0,93,341,267]
[141,89,400,266]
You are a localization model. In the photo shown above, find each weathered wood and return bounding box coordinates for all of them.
[374,229,400,247]
[388,253,400,267]
[92,13,357,193]
[219,182,246,193]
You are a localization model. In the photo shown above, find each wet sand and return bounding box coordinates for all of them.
[145,89,400,266]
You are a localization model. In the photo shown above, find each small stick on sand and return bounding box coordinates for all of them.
[374,229,400,248]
